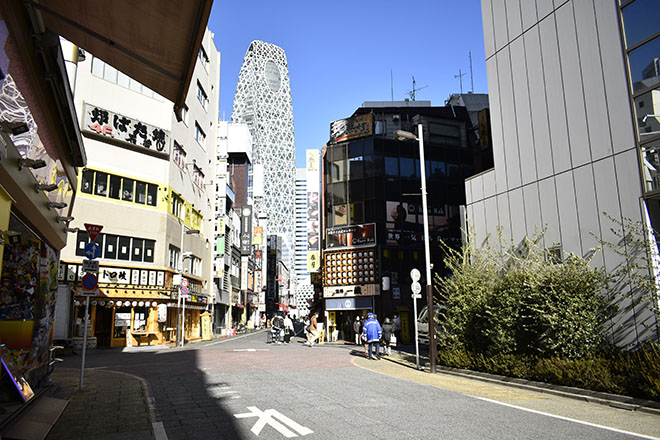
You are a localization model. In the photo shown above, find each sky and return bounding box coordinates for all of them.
[208,1,488,169]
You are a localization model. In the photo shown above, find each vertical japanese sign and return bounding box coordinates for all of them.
[306,150,320,272]
[240,205,253,256]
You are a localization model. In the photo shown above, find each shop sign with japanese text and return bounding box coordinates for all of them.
[82,103,170,154]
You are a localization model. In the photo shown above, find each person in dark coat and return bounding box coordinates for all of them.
[353,316,362,345]
[381,317,393,356]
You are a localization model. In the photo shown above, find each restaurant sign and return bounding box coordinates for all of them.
[82,103,170,154]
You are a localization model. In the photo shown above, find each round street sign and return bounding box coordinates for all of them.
[410,268,421,282]
[411,281,422,294]
[181,278,189,288]
[84,242,101,260]
[180,287,189,297]
[82,273,98,290]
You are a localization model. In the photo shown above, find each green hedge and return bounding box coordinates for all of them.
[437,344,660,401]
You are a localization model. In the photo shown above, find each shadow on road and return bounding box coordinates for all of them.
[55,346,244,439]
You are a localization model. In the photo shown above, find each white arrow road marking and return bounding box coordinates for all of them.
[234,406,313,438]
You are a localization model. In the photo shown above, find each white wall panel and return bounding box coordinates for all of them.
[509,188,526,245]
[484,195,499,243]
[487,57,509,193]
[498,47,523,189]
[614,149,644,223]
[573,164,600,258]
[493,0,509,51]
[511,37,536,185]
[521,0,538,31]
[482,0,496,59]
[555,170,582,256]
[538,177,561,247]
[523,182,542,237]
[539,15,571,174]
[556,4,591,168]
[497,192,512,245]
[506,0,522,41]
[465,176,474,204]
[592,157,622,273]
[594,0,635,154]
[536,0,554,20]
[574,0,613,161]
[472,200,488,248]
[525,28,553,180]
[483,169,497,199]
[472,173,484,203]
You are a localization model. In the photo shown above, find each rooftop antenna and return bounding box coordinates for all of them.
[455,69,466,94]
[406,76,428,101]
[469,51,474,93]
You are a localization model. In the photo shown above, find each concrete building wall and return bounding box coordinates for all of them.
[470,0,658,346]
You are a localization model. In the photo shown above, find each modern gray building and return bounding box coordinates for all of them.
[467,0,659,347]
[231,40,296,249]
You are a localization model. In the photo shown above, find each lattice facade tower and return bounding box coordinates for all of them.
[231,40,295,246]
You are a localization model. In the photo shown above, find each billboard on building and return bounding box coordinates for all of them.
[253,226,263,245]
[326,223,376,249]
[329,113,373,144]
[306,150,320,272]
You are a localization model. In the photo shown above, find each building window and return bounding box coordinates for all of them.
[197,81,208,111]
[132,238,144,262]
[147,184,158,206]
[144,240,155,263]
[195,122,206,146]
[193,166,205,188]
[135,181,147,204]
[181,105,189,126]
[198,46,210,70]
[95,172,108,196]
[105,234,118,259]
[171,192,184,218]
[109,175,121,199]
[173,142,187,169]
[169,245,180,269]
[75,231,89,257]
[118,236,131,260]
[90,56,161,100]
[81,169,94,194]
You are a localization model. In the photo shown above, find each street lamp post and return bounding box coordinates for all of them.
[177,225,200,347]
[395,124,437,374]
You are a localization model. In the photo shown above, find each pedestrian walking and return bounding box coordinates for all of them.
[382,317,393,356]
[271,314,284,344]
[362,312,382,360]
[305,313,319,346]
[353,316,362,345]
[283,314,294,343]
[392,313,401,344]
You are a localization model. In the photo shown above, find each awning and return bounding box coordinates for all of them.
[75,287,170,299]
[24,0,213,120]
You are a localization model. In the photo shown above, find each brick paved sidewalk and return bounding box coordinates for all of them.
[46,367,155,440]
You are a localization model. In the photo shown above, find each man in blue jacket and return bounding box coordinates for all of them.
[362,312,383,360]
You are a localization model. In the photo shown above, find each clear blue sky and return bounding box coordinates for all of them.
[209,1,487,169]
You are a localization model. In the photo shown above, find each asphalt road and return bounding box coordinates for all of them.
[62,331,660,440]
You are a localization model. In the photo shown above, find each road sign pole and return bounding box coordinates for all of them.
[413,293,420,369]
[79,296,90,390]
[181,296,186,347]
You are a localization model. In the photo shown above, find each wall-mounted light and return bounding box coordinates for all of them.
[56,216,74,223]
[18,158,47,171]
[0,121,29,136]
[48,201,68,209]
[65,227,79,233]
[35,183,58,192]
[0,230,22,246]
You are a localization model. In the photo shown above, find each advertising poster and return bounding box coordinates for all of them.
[326,223,376,249]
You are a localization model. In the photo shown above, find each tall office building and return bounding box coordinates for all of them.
[231,40,296,249]
[468,1,659,346]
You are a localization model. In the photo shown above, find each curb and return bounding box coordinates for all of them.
[387,350,660,416]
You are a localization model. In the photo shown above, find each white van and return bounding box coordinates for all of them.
[417,304,445,345]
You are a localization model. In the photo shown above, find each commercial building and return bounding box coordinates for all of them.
[322,102,489,342]
[467,0,659,346]
[57,27,218,348]
[231,40,296,251]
